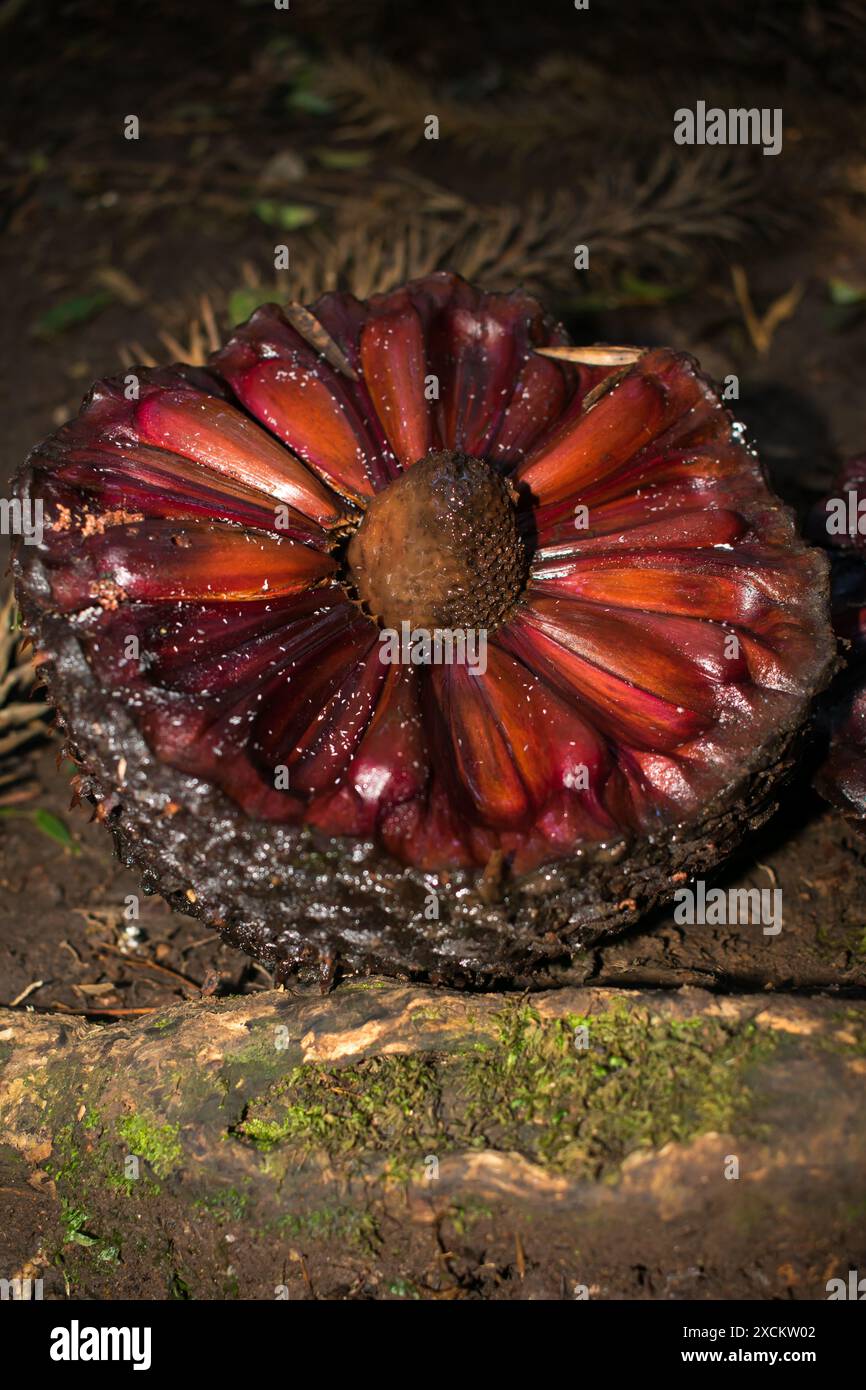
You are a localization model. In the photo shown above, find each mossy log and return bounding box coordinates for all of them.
[1,983,865,1300]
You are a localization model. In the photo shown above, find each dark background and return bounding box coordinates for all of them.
[3,1,866,1301]
[2,0,866,1008]
[3,0,866,530]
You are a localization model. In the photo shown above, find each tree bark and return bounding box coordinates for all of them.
[2,984,865,1299]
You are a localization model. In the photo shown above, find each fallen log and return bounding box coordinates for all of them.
[1,984,865,1300]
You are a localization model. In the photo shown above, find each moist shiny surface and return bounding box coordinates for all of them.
[15,272,834,880]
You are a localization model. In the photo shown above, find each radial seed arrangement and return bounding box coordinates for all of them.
[14,272,835,984]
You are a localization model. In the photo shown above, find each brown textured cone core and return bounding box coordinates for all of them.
[346,450,528,631]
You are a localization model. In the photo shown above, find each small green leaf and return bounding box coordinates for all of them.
[0,806,82,854]
[62,1204,98,1246]
[570,291,621,315]
[32,808,81,854]
[618,272,680,305]
[254,199,319,231]
[314,146,372,170]
[288,86,334,116]
[70,1228,99,1247]
[828,277,866,306]
[32,291,113,339]
[227,288,263,325]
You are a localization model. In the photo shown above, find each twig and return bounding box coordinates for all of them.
[731,265,804,355]
[284,302,358,380]
[97,945,202,992]
[50,1003,157,1017]
[8,980,46,1007]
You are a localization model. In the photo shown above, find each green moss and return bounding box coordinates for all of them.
[237,1052,441,1181]
[387,1277,421,1299]
[216,1025,300,1100]
[461,1003,776,1171]
[27,1060,115,1144]
[193,1187,249,1223]
[407,1003,446,1024]
[117,1112,182,1179]
[49,1123,82,1185]
[278,1204,381,1252]
[231,1000,777,1179]
[447,1199,493,1236]
[168,1270,191,1300]
[60,1199,98,1247]
[826,1008,866,1055]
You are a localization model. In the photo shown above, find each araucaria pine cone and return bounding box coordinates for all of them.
[14,272,835,985]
